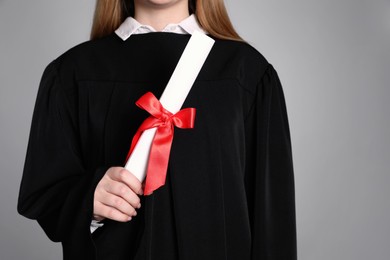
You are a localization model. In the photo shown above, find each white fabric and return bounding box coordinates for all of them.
[90,219,104,233]
[115,14,205,41]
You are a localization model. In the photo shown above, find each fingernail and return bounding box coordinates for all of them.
[127,217,132,221]
[137,203,141,209]
[133,211,137,216]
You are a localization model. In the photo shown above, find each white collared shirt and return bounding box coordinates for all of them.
[115,14,206,41]
[91,14,205,233]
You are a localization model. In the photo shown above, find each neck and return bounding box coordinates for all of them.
[134,1,190,31]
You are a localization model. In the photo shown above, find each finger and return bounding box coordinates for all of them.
[105,181,141,209]
[94,201,132,222]
[96,190,138,217]
[108,168,143,195]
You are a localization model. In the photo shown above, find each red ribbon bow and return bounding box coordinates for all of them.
[126,92,196,195]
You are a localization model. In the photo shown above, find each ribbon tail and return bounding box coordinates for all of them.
[143,125,174,195]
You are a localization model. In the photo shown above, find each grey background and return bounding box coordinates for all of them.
[1,0,389,259]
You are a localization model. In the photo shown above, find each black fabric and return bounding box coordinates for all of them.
[18,33,297,260]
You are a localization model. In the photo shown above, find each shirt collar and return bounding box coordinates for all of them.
[115,14,206,41]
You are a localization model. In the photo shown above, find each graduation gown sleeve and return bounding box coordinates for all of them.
[245,65,297,259]
[17,60,108,259]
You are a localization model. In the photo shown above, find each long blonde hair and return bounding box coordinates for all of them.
[90,0,242,41]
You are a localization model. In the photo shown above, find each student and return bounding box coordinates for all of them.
[18,0,297,259]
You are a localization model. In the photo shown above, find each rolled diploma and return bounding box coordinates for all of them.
[124,31,215,182]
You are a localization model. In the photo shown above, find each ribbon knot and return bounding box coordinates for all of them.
[126,92,196,195]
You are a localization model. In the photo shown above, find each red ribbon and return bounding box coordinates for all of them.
[126,92,196,195]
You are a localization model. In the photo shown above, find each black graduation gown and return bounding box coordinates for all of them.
[18,33,297,260]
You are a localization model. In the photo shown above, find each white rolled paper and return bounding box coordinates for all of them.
[125,31,215,182]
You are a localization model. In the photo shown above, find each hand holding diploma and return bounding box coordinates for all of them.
[92,32,214,222]
[93,167,143,222]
